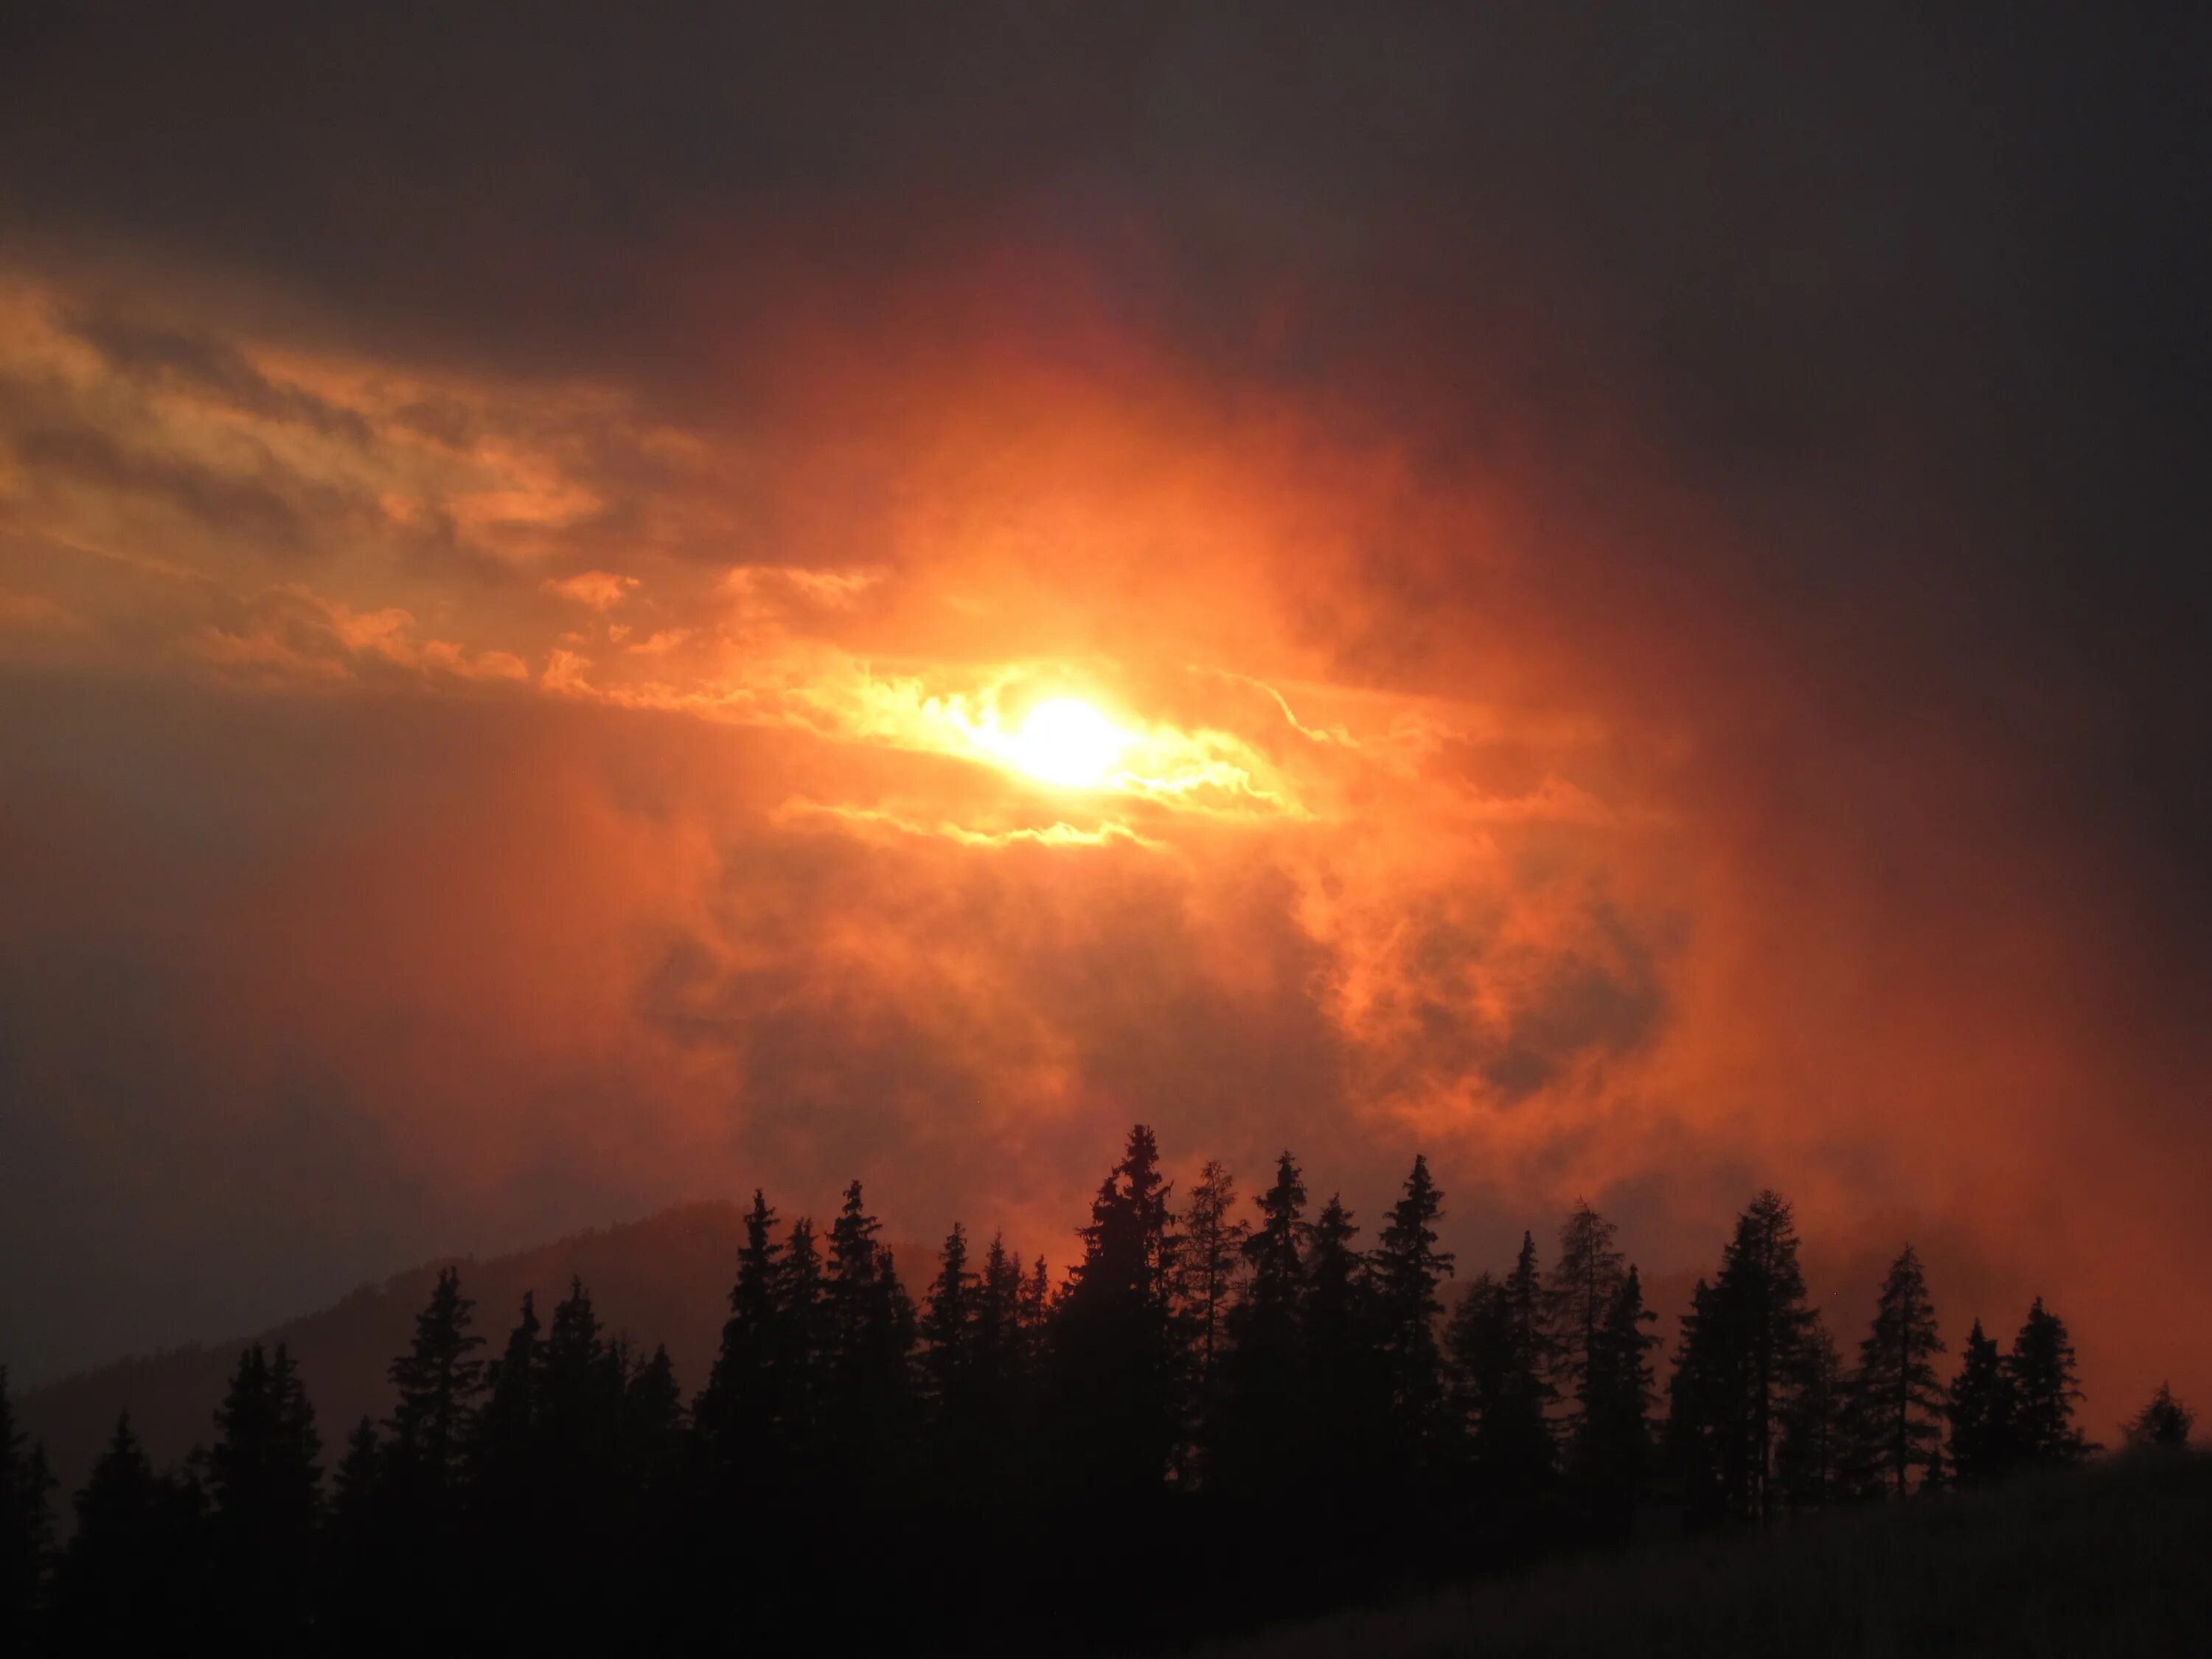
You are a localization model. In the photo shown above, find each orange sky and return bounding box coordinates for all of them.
[2,7,2208,1437]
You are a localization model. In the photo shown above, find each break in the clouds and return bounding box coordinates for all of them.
[1,4,2208,1430]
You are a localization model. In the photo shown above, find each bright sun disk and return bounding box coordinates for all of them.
[1009,698,1125,787]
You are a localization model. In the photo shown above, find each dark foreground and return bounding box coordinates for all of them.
[1193,1453,2212,1659]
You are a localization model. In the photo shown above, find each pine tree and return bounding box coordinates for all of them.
[1503,1229,1559,1450]
[922,1221,978,1413]
[695,1189,786,1477]
[330,1415,383,1538]
[1372,1154,1454,1458]
[0,1366,53,1638]
[55,1413,209,1639]
[2007,1298,2090,1467]
[1019,1256,1051,1369]
[1575,1264,1658,1528]
[1945,1318,2017,1485]
[822,1183,917,1475]
[386,1266,484,1495]
[474,1291,542,1501]
[1668,1192,1817,1527]
[2121,1382,2194,1449]
[1047,1125,1184,1503]
[207,1341,322,1631]
[1853,1246,1946,1497]
[622,1343,687,1484]
[1777,1324,1849,1510]
[1213,1152,1307,1498]
[1301,1192,1387,1509]
[1179,1159,1248,1404]
[1546,1202,1627,1426]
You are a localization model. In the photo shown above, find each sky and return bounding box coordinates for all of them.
[1,5,2208,1428]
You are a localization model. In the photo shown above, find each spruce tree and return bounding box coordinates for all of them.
[622,1343,687,1484]
[1853,1246,1945,1497]
[0,1366,52,1639]
[386,1266,484,1495]
[55,1413,209,1640]
[1213,1152,1307,1498]
[1301,1192,1386,1509]
[1372,1154,1454,1459]
[1669,1192,1817,1528]
[1180,1159,1248,1403]
[2007,1298,2090,1467]
[208,1341,322,1632]
[2121,1382,2194,1449]
[1945,1318,2017,1485]
[1546,1202,1627,1425]
[1777,1324,1850,1509]
[1575,1264,1658,1528]
[474,1291,542,1503]
[1048,1125,1183,1503]
[1503,1230,1559,1451]
[922,1221,978,1413]
[822,1183,917,1477]
[695,1189,786,1477]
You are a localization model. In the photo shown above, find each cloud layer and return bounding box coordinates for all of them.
[2,4,2208,1430]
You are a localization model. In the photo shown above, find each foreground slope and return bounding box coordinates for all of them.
[1193,1453,2212,1659]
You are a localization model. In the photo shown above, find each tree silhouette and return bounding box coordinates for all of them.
[207,1342,321,1634]
[0,1367,53,1640]
[1180,1159,1248,1407]
[1945,1318,2017,1485]
[1853,1246,1946,1497]
[386,1266,484,1497]
[1575,1264,1658,1529]
[1213,1151,1307,1500]
[54,1413,209,1641]
[1048,1125,1183,1510]
[1777,1323,1850,1510]
[2121,1383,2194,1449]
[694,1188,785,1485]
[1669,1192,1816,1527]
[2007,1298,2091,1467]
[1372,1154,1454,1464]
[1547,1203,1627,1427]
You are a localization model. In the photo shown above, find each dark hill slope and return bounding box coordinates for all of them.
[1194,1453,2212,1659]
[17,1200,751,1507]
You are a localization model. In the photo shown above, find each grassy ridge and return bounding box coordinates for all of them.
[1193,1453,2212,1659]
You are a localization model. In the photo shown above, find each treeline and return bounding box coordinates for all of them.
[0,1126,2195,1653]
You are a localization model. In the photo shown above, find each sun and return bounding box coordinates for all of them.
[1007,698,1126,788]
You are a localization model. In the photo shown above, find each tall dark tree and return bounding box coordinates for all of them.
[2121,1383,2194,1449]
[1945,1318,2017,1485]
[54,1414,209,1641]
[1213,1152,1308,1498]
[1300,1193,1387,1511]
[1048,1125,1183,1505]
[1854,1246,1947,1497]
[473,1291,542,1506]
[1546,1202,1627,1425]
[1503,1230,1559,1450]
[0,1367,53,1640]
[1179,1159,1248,1405]
[1668,1192,1817,1527]
[1371,1154,1454,1459]
[695,1189,786,1478]
[822,1183,917,1475]
[2007,1298,2091,1467]
[1776,1324,1851,1510]
[622,1343,687,1485]
[1574,1264,1658,1528]
[207,1342,322,1632]
[386,1267,484,1497]
[922,1221,978,1413]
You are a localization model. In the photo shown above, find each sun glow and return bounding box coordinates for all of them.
[1007,698,1126,788]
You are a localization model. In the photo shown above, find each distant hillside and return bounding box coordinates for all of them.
[17,1201,757,1510]
[1191,1452,2212,1659]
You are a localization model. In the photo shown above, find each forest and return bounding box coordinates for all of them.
[0,1124,2195,1654]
